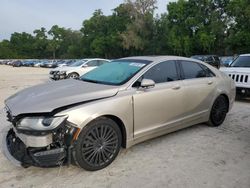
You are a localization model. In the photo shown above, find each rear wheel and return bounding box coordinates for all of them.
[208,95,228,127]
[73,117,121,171]
[68,72,79,79]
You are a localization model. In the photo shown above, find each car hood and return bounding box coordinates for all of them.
[220,67,250,74]
[52,66,80,72]
[5,79,119,116]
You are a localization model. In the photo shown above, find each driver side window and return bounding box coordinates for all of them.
[132,61,178,87]
[143,60,178,83]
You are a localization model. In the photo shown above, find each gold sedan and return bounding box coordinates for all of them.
[3,56,235,171]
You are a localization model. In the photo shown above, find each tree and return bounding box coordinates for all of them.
[120,0,157,55]
[9,32,36,58]
[62,30,83,58]
[0,0,248,59]
[226,0,250,54]
[163,0,230,56]
[80,7,132,58]
[0,40,17,58]
[47,25,65,59]
[33,27,49,58]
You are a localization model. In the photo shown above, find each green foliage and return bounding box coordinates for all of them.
[120,0,156,55]
[226,0,250,54]
[0,0,249,59]
[0,40,18,58]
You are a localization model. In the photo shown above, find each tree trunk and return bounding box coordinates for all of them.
[53,50,56,59]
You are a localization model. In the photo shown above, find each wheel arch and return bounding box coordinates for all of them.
[102,115,127,148]
[68,71,79,76]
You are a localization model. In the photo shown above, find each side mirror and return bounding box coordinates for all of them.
[140,79,155,88]
[82,64,88,68]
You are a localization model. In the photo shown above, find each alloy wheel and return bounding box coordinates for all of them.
[210,96,228,126]
[81,124,119,167]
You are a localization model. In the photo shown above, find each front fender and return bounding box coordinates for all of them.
[56,92,134,144]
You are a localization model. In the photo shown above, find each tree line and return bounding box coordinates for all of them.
[0,0,249,59]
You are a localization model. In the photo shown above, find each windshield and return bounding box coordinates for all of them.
[230,56,250,67]
[69,60,87,67]
[80,60,150,85]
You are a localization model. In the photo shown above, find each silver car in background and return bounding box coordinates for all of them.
[2,56,235,171]
[49,58,110,80]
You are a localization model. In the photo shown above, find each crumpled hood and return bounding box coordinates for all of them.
[220,67,250,74]
[5,79,119,116]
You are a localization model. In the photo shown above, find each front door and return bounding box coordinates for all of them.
[132,60,185,138]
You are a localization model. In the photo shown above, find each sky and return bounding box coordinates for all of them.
[0,0,174,40]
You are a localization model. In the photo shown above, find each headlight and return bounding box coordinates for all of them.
[59,71,66,75]
[17,115,68,131]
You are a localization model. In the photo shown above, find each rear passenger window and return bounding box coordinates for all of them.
[200,64,215,77]
[180,61,207,79]
[143,61,178,83]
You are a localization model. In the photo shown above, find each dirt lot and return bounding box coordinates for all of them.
[0,65,249,188]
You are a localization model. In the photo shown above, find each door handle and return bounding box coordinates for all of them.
[208,80,213,85]
[172,85,181,90]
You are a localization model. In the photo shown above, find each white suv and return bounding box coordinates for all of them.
[220,54,250,97]
[50,58,110,80]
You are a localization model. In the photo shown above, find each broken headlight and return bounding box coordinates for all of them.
[16,115,68,131]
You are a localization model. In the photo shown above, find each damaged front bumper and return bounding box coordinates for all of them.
[1,121,79,168]
[49,71,67,81]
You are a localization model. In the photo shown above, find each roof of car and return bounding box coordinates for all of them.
[120,56,201,63]
[83,58,110,61]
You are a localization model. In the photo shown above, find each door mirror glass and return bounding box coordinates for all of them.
[140,79,155,88]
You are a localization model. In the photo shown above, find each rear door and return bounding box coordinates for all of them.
[178,60,217,120]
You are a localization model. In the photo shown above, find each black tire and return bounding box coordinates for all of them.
[68,72,79,79]
[73,117,122,171]
[208,95,228,127]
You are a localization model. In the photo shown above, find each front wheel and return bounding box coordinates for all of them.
[207,95,228,127]
[73,117,122,171]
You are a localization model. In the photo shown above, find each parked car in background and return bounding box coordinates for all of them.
[39,61,47,67]
[6,60,14,66]
[220,56,234,67]
[220,54,250,97]
[22,60,34,67]
[2,56,235,171]
[33,60,43,67]
[56,60,76,68]
[12,60,23,67]
[191,55,221,69]
[50,58,110,80]
[40,61,57,68]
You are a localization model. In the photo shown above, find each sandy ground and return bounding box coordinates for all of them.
[0,65,249,188]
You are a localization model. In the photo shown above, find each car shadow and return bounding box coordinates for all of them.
[235,96,250,103]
